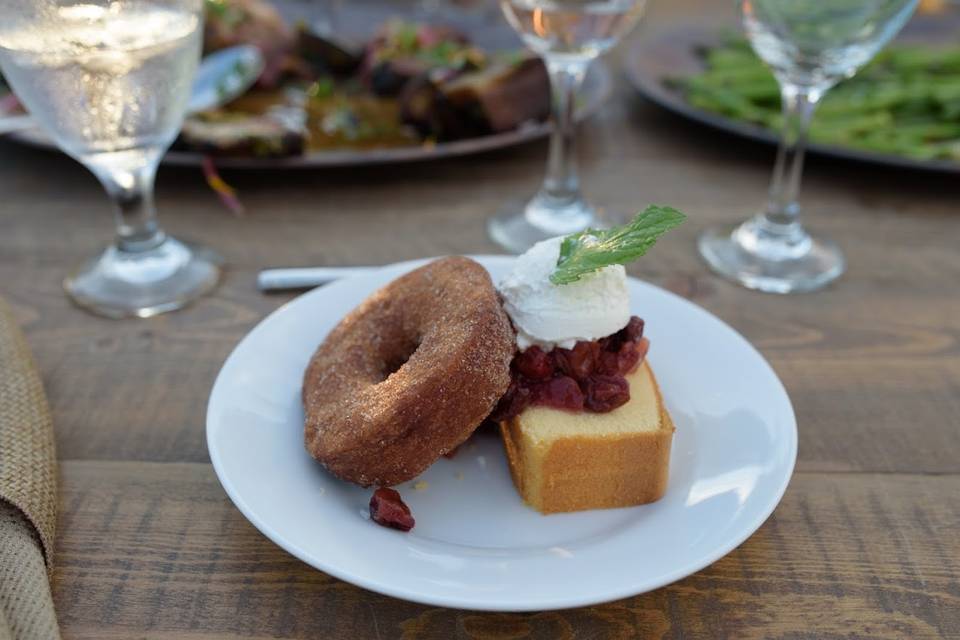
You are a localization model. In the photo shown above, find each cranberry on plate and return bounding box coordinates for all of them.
[369,487,415,532]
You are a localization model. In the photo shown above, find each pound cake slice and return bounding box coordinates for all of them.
[499,361,674,514]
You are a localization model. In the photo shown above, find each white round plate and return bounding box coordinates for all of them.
[207,256,797,611]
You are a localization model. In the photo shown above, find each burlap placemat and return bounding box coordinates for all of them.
[0,298,56,564]
[0,504,59,640]
[0,298,60,640]
[0,607,12,640]
[0,610,12,640]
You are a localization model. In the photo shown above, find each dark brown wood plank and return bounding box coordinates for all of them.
[52,461,960,640]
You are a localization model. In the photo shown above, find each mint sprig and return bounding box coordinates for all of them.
[550,205,686,285]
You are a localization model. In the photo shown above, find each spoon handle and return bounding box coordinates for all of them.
[257,266,376,291]
[0,114,34,136]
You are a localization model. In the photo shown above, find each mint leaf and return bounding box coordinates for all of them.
[550,205,686,285]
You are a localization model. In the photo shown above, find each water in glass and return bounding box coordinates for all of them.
[0,2,201,168]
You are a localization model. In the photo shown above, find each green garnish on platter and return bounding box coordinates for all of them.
[672,36,960,162]
[204,0,247,30]
[550,205,686,285]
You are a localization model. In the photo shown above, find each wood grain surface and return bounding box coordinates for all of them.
[53,462,960,640]
[1,0,959,637]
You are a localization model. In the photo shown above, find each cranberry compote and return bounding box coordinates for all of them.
[369,487,415,532]
[490,316,649,422]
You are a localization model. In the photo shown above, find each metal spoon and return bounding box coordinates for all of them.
[0,45,265,136]
[257,267,377,292]
[187,45,264,115]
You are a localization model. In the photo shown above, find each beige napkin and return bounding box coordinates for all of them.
[0,298,60,640]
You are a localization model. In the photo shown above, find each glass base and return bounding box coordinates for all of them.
[64,236,222,318]
[698,217,844,294]
[488,192,600,254]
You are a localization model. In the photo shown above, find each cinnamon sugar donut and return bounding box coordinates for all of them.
[302,257,515,487]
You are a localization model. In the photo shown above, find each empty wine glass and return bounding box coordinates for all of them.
[698,0,918,293]
[0,0,220,318]
[488,0,647,254]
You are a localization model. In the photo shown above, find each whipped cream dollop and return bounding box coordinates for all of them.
[498,236,630,351]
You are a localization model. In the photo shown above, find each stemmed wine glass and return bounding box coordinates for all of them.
[0,0,220,318]
[488,0,647,254]
[698,0,918,293]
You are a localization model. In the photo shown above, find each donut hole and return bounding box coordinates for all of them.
[380,335,422,380]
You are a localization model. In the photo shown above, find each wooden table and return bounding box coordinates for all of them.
[2,2,959,638]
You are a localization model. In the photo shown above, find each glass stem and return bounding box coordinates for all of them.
[541,58,589,206]
[762,83,821,229]
[91,159,166,253]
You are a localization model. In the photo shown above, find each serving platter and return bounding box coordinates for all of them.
[0,0,611,169]
[207,256,797,610]
[624,17,960,175]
